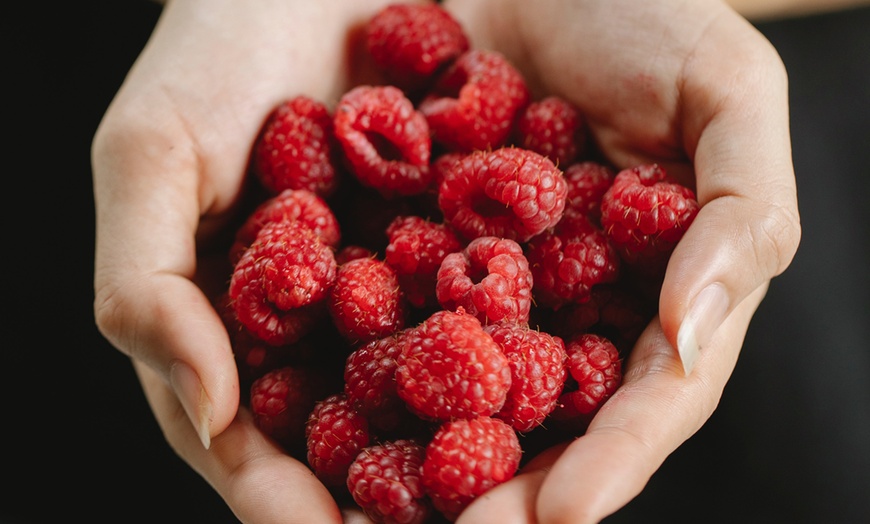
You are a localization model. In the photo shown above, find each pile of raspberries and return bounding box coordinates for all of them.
[217,3,701,523]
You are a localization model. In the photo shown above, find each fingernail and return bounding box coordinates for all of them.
[169,361,213,449]
[676,282,730,376]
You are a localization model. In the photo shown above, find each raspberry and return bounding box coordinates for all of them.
[484,322,568,432]
[253,95,339,197]
[438,147,568,242]
[230,188,341,265]
[385,215,463,309]
[344,330,412,433]
[347,439,432,524]
[513,96,585,167]
[366,3,469,93]
[328,256,408,344]
[334,85,432,198]
[551,333,622,429]
[395,308,511,422]
[419,50,530,152]
[563,161,616,225]
[436,236,533,325]
[306,393,371,487]
[335,245,375,265]
[600,163,700,276]
[421,416,522,521]
[525,213,621,310]
[229,221,337,345]
[250,365,334,452]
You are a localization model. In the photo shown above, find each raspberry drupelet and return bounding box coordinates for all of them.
[436,236,533,325]
[563,161,616,226]
[334,85,432,198]
[438,147,568,243]
[395,308,511,422]
[229,220,337,346]
[419,49,530,152]
[253,95,339,198]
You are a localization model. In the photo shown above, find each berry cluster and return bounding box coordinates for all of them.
[217,3,701,522]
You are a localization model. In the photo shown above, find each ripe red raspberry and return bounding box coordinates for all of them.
[328,256,408,344]
[438,147,568,242]
[525,213,621,310]
[396,308,511,422]
[513,96,586,167]
[334,85,432,198]
[347,439,432,524]
[344,330,413,433]
[551,333,622,429]
[306,393,371,487]
[229,221,337,346]
[385,215,463,308]
[230,188,341,265]
[250,365,334,451]
[563,161,616,225]
[366,3,469,93]
[253,95,339,198]
[419,49,530,152]
[484,322,568,432]
[436,236,533,325]
[421,416,522,521]
[600,163,700,276]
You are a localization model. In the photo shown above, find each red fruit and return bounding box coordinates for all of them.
[328,256,408,344]
[366,3,469,93]
[513,96,585,167]
[385,215,463,308]
[334,85,432,198]
[344,330,412,433]
[600,163,700,275]
[229,221,337,346]
[230,188,341,265]
[484,322,568,432]
[438,147,567,242]
[306,393,371,487]
[419,50,530,152]
[436,236,533,325]
[396,308,511,422]
[347,439,432,524]
[335,245,375,265]
[525,213,621,310]
[563,161,616,225]
[552,333,622,428]
[250,365,334,451]
[253,95,339,197]
[421,416,522,521]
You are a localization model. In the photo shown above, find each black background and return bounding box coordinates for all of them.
[3,2,868,523]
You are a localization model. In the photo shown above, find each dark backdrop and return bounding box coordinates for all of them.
[4,2,868,523]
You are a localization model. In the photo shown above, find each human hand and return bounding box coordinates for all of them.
[91,1,399,522]
[439,0,800,521]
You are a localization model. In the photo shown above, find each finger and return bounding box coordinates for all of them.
[534,284,766,524]
[660,11,800,373]
[135,361,347,524]
[456,444,567,524]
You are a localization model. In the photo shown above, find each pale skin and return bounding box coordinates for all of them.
[92,0,833,521]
